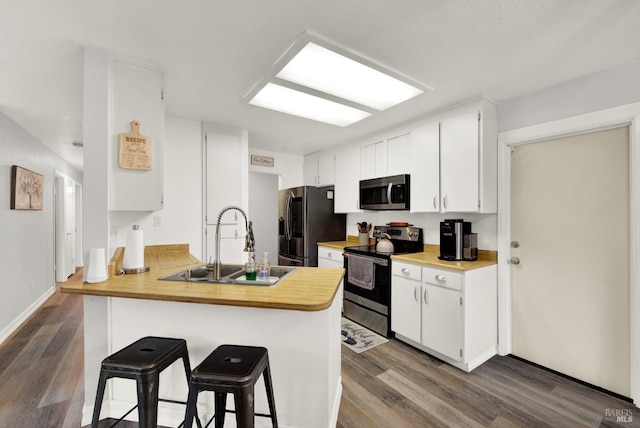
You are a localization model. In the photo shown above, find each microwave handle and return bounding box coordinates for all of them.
[387,182,393,204]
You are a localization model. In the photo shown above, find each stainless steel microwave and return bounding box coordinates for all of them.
[359,174,410,210]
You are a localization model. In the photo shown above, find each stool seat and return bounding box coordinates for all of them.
[184,344,278,428]
[92,336,201,428]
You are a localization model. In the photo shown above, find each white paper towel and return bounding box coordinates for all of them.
[123,226,145,269]
[87,248,107,283]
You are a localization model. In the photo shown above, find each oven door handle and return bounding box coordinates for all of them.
[342,253,389,267]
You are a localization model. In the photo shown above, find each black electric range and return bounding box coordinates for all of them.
[343,226,423,337]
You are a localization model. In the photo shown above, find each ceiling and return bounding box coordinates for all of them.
[1,0,639,172]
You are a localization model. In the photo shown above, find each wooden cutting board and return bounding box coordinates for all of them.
[118,121,152,170]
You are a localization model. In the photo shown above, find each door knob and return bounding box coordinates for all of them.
[511,241,520,248]
[510,256,521,265]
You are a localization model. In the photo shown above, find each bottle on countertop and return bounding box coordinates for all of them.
[245,251,257,280]
[258,252,271,281]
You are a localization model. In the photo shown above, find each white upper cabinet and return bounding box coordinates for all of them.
[109,59,164,211]
[304,151,335,186]
[334,145,362,213]
[410,123,440,212]
[440,99,497,213]
[320,98,497,214]
[361,140,387,179]
[386,133,411,176]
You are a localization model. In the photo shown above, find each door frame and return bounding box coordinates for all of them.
[54,170,83,282]
[498,101,640,402]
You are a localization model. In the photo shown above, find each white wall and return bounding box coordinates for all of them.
[499,61,640,132]
[347,211,497,250]
[110,116,204,260]
[0,110,81,342]
[248,148,303,190]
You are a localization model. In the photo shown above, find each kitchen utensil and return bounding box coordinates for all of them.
[376,233,394,253]
[386,222,412,227]
[357,221,370,233]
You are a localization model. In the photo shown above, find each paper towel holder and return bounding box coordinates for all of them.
[122,225,150,274]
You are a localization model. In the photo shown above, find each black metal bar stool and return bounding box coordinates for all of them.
[91,336,202,428]
[184,344,277,428]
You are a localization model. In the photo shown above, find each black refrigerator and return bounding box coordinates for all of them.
[278,185,346,267]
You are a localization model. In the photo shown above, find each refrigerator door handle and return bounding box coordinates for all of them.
[284,193,292,240]
[279,254,304,266]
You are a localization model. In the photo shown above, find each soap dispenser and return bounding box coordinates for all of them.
[258,252,271,281]
[245,251,257,280]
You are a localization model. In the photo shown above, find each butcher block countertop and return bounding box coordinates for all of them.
[319,237,497,271]
[61,244,344,311]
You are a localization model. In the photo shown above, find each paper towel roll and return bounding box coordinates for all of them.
[87,248,107,283]
[123,226,145,269]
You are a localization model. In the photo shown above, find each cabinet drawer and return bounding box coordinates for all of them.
[422,266,462,290]
[392,262,421,281]
[318,246,344,262]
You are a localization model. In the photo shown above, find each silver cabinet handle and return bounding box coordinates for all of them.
[435,274,446,282]
[433,195,437,209]
[414,286,419,301]
[443,195,448,209]
[401,267,410,275]
[327,252,333,258]
[511,257,521,265]
[424,288,429,304]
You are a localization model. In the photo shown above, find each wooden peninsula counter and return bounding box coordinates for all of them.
[62,245,345,428]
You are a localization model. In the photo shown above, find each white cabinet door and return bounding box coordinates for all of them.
[206,225,246,264]
[387,133,411,176]
[334,145,361,213]
[391,264,421,343]
[410,123,440,212]
[317,152,335,186]
[303,154,318,186]
[440,110,479,212]
[206,130,243,221]
[305,152,335,186]
[317,246,343,268]
[421,283,462,361]
[361,140,386,179]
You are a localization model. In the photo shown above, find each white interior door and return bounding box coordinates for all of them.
[511,126,630,396]
[54,175,66,282]
[65,178,76,277]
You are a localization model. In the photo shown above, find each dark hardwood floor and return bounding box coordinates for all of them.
[0,270,638,427]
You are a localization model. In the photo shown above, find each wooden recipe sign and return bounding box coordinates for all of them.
[119,121,152,170]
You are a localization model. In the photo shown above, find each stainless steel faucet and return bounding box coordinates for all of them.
[212,205,254,280]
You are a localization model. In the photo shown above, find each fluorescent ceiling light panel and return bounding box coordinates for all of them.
[277,42,423,111]
[249,83,371,127]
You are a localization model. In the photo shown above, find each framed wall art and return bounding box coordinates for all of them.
[11,165,43,210]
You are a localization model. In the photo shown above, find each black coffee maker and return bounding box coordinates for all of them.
[439,219,477,261]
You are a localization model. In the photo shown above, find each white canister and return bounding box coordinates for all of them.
[86,248,108,283]
[358,232,370,246]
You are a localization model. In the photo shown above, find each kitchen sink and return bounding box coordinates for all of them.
[158,264,296,286]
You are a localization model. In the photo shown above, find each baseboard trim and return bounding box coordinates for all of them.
[0,286,56,345]
[508,354,633,404]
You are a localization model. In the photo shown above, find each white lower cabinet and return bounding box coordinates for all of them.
[391,261,497,372]
[317,245,344,269]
